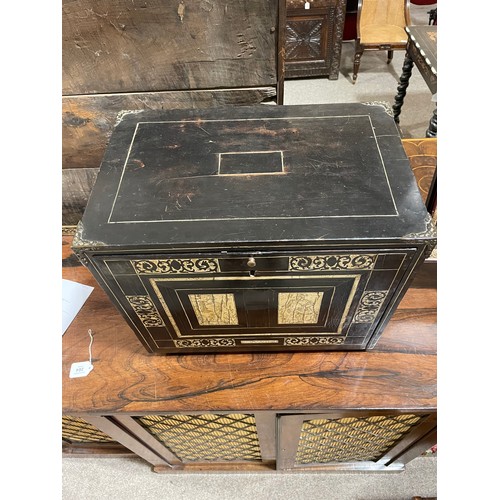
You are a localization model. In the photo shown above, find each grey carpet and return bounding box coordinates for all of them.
[62,456,436,500]
[284,4,436,139]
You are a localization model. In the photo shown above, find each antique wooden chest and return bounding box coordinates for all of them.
[72,103,435,354]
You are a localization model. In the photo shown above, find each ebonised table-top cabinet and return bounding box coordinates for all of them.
[72,103,435,355]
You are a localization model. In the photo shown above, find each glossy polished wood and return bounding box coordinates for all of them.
[62,235,436,414]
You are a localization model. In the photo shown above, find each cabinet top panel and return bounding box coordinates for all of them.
[78,103,433,250]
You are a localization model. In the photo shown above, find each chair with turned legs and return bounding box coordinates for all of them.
[353,0,411,83]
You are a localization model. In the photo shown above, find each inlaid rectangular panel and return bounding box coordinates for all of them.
[188,293,239,326]
[278,292,324,324]
[149,274,360,336]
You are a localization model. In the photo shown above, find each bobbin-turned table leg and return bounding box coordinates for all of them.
[426,109,437,138]
[392,52,414,124]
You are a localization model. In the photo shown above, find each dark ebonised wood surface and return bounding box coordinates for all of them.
[76,103,433,250]
[71,103,435,354]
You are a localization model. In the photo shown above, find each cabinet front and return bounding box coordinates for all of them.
[285,10,330,63]
[91,249,417,353]
[284,0,346,78]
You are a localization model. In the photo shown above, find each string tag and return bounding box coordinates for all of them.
[69,329,94,378]
[305,1,310,9]
[69,361,93,378]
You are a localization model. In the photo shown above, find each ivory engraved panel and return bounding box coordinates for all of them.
[188,293,239,326]
[278,292,324,324]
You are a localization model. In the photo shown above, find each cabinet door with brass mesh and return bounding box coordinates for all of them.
[63,415,172,467]
[277,411,436,471]
[63,415,118,446]
[114,413,275,467]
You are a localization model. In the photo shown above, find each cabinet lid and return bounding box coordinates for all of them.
[77,103,434,251]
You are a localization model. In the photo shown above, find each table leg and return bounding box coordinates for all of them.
[426,109,437,138]
[392,53,414,124]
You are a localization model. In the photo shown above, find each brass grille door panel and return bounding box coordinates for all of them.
[278,412,434,470]
[296,415,423,464]
[134,414,262,463]
[62,416,116,444]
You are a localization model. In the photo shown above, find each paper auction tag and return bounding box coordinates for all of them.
[69,361,94,378]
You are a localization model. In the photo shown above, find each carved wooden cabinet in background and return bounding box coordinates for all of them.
[284,0,347,79]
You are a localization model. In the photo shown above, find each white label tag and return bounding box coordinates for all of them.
[305,1,310,9]
[69,361,93,378]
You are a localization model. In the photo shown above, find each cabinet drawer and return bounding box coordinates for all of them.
[91,249,418,353]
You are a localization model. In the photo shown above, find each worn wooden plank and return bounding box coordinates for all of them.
[62,89,277,170]
[62,168,98,225]
[62,0,278,95]
[62,235,436,414]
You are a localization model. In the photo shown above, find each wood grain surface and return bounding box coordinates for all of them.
[62,0,278,95]
[62,235,436,414]
[402,138,436,204]
[62,89,277,171]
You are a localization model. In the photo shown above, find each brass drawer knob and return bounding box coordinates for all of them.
[247,257,256,268]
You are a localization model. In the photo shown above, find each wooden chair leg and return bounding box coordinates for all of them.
[353,41,363,83]
[387,49,394,63]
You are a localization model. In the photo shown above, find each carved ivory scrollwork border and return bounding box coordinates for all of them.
[125,295,165,327]
[289,254,376,271]
[352,291,388,323]
[362,101,394,116]
[173,338,236,348]
[132,258,220,274]
[284,336,345,346]
[403,213,437,258]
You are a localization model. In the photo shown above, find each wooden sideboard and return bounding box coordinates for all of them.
[62,234,436,472]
